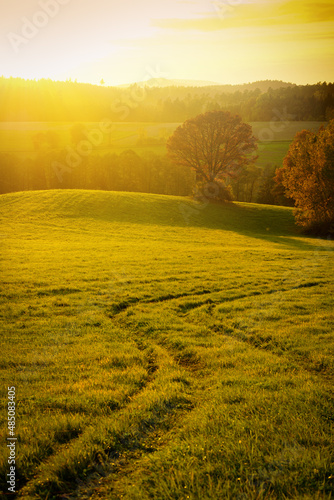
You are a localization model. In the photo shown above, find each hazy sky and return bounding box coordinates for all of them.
[1,0,334,85]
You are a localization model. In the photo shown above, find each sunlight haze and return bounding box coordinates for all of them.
[1,0,334,85]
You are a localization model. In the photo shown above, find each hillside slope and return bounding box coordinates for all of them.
[1,190,333,499]
[0,189,296,236]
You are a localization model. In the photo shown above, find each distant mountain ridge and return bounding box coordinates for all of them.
[118,78,220,88]
[119,78,296,92]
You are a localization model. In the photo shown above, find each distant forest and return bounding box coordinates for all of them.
[0,147,291,207]
[1,77,334,123]
[0,77,332,205]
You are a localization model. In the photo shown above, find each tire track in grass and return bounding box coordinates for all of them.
[115,282,332,381]
[68,303,206,499]
[20,286,330,498]
[109,296,207,375]
[107,282,332,382]
[214,320,334,380]
[73,386,195,500]
[107,281,327,321]
[19,332,196,499]
[32,290,206,496]
[111,298,333,500]
[17,340,161,497]
[150,282,333,379]
[173,290,334,379]
[175,282,327,315]
[74,352,196,500]
[106,289,213,318]
[73,288,331,499]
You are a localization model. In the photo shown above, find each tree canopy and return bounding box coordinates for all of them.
[167,111,258,200]
[276,120,334,235]
[1,77,333,123]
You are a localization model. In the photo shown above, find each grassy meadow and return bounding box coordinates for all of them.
[0,121,328,169]
[0,189,333,499]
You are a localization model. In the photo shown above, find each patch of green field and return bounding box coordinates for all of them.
[0,122,178,157]
[249,122,327,142]
[256,141,291,168]
[0,122,327,169]
[0,190,333,499]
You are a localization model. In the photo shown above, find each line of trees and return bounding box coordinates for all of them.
[1,109,283,203]
[1,77,333,123]
[0,150,192,197]
[0,148,291,207]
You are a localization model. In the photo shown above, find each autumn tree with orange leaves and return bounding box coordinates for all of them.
[167,111,258,201]
[276,120,334,235]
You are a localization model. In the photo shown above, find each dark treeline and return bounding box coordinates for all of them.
[0,149,291,207]
[0,150,193,197]
[1,77,333,123]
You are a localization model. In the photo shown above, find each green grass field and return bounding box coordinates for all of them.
[1,190,333,499]
[0,122,328,169]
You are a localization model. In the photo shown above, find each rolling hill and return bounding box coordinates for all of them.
[1,190,333,499]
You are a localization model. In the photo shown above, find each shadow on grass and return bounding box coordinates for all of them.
[3,190,333,252]
[83,194,332,252]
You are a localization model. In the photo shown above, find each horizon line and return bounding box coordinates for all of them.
[2,74,332,89]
